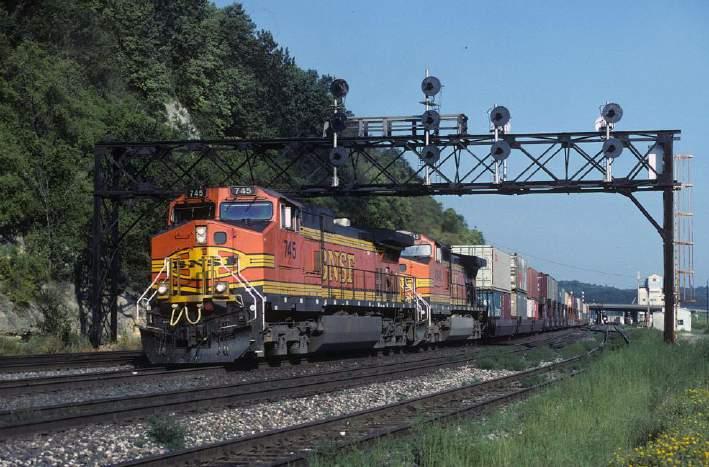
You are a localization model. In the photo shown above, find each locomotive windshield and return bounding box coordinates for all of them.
[220,201,273,221]
[401,244,432,258]
[173,203,215,224]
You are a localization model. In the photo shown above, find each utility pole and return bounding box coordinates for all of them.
[705,279,708,326]
[662,134,676,344]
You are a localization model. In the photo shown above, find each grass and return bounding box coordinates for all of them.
[692,313,709,333]
[312,329,709,467]
[0,334,93,355]
[0,330,141,355]
[475,336,596,371]
[146,415,186,450]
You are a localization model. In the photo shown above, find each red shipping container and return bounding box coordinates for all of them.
[527,267,540,300]
[538,274,548,300]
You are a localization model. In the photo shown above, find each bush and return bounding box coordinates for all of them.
[35,286,73,344]
[0,245,43,307]
[147,415,186,450]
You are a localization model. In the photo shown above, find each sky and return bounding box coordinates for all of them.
[216,0,708,289]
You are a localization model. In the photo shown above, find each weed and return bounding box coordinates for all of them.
[146,415,186,450]
[313,330,708,467]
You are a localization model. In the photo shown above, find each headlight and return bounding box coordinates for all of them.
[157,283,168,295]
[195,226,207,244]
[215,282,228,294]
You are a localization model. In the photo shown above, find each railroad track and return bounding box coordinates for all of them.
[0,328,577,397]
[0,350,145,373]
[118,351,593,467]
[0,365,222,397]
[0,329,585,438]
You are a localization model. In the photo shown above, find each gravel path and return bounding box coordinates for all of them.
[0,366,134,382]
[0,364,515,466]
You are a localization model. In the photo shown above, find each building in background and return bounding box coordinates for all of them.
[638,274,664,307]
[637,274,692,332]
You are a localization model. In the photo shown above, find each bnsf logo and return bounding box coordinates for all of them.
[322,250,355,284]
[174,257,233,269]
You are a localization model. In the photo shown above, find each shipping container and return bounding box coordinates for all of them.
[526,297,537,318]
[477,289,513,319]
[527,267,540,299]
[547,275,559,302]
[538,274,548,300]
[453,245,511,291]
[510,290,528,317]
[510,254,528,292]
[501,291,511,319]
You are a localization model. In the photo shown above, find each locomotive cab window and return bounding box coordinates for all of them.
[220,201,273,222]
[280,203,300,231]
[172,203,215,224]
[401,244,432,259]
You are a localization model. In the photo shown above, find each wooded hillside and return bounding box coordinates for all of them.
[0,1,483,320]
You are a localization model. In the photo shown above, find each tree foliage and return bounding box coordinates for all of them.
[0,1,483,310]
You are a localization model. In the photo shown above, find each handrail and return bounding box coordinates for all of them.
[404,277,431,326]
[136,258,169,322]
[227,256,265,331]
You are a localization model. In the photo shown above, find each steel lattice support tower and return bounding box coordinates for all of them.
[86,123,681,346]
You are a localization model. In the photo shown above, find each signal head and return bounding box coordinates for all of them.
[421,110,440,131]
[602,137,623,159]
[601,102,623,124]
[489,106,511,128]
[329,147,349,167]
[330,111,348,133]
[330,79,349,99]
[419,145,441,166]
[490,140,511,161]
[421,76,442,97]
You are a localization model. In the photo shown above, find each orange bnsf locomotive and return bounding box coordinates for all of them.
[137,186,485,364]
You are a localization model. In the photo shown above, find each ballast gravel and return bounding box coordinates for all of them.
[0,346,480,411]
[0,365,134,382]
[0,364,515,466]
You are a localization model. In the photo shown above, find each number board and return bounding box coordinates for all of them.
[187,187,206,198]
[230,186,255,196]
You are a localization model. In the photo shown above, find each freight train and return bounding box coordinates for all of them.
[137,185,587,364]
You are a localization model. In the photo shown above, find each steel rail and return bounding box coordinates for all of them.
[0,329,583,438]
[0,350,144,373]
[118,351,594,466]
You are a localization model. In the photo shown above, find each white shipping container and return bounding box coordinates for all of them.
[510,254,528,292]
[452,245,511,292]
[510,291,527,317]
[546,275,558,301]
[526,297,536,318]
